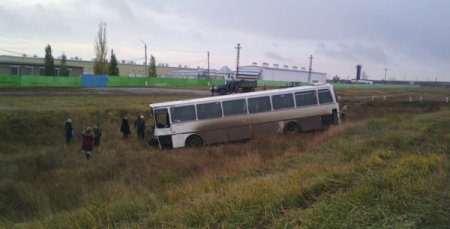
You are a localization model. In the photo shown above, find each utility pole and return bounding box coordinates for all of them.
[384,68,388,84]
[308,55,313,83]
[141,40,148,77]
[235,43,241,79]
[207,51,210,80]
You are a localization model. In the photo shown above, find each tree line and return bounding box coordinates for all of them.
[44,22,157,77]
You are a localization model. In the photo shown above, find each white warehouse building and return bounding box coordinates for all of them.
[238,63,327,83]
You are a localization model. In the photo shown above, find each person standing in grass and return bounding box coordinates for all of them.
[81,127,94,160]
[93,123,102,146]
[134,115,139,129]
[341,101,348,120]
[120,117,131,139]
[65,118,73,144]
[137,115,146,140]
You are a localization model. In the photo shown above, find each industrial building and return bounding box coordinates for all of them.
[1,55,328,83]
[0,55,83,76]
[165,63,327,83]
[0,55,181,77]
[166,66,233,80]
[238,63,327,83]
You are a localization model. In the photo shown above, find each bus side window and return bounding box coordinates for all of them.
[223,99,247,116]
[248,96,271,113]
[272,93,294,110]
[295,91,317,107]
[170,105,196,123]
[197,102,222,120]
[318,89,333,104]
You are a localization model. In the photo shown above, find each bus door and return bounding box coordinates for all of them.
[153,108,172,146]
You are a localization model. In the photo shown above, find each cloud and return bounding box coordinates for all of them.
[264,51,291,63]
[1,0,450,81]
[316,42,388,64]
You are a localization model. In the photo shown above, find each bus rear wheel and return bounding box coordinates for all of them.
[284,122,300,135]
[185,135,203,147]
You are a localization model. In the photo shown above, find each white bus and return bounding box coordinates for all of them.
[149,84,339,148]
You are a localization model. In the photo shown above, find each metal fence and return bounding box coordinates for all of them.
[0,75,422,89]
[0,75,80,87]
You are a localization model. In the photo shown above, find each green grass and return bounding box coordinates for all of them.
[0,88,449,228]
[133,111,449,228]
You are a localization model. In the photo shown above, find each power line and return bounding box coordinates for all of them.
[0,48,25,56]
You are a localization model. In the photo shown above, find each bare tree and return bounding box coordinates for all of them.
[94,22,109,74]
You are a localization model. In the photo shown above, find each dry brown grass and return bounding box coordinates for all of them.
[306,121,364,148]
[1,88,449,227]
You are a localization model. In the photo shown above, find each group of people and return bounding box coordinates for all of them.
[66,119,102,159]
[120,115,146,140]
[83,124,102,159]
[65,115,147,160]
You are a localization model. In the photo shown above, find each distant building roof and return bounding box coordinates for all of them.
[240,64,325,75]
[236,69,261,79]
[218,66,232,74]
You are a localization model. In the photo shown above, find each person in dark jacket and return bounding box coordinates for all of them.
[65,118,73,144]
[136,115,146,140]
[120,117,131,139]
[134,115,139,129]
[93,123,102,146]
[81,127,94,159]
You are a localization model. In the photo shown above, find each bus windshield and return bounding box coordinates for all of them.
[154,108,170,129]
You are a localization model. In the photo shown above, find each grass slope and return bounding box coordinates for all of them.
[0,89,449,228]
[134,111,449,228]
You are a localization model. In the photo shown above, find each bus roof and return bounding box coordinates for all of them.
[150,83,334,109]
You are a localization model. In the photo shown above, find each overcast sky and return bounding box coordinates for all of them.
[1,0,449,81]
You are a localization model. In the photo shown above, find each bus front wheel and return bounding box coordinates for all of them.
[284,122,300,135]
[185,135,203,147]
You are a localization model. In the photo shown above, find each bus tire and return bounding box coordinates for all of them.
[284,122,300,135]
[185,135,203,147]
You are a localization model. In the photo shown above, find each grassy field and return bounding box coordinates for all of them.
[0,87,449,228]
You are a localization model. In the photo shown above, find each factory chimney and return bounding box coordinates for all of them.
[356,65,362,80]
